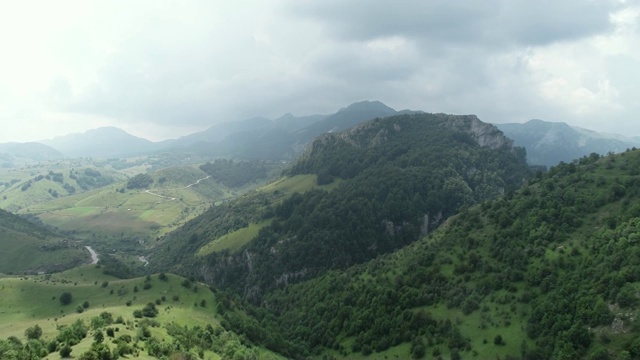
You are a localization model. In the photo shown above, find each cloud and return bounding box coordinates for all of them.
[0,0,639,142]
[287,0,615,47]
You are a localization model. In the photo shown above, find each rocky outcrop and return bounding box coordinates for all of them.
[442,114,513,150]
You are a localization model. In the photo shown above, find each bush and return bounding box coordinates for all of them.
[24,325,42,340]
[59,344,72,358]
[59,292,73,305]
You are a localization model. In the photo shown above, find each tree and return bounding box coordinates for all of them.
[24,324,42,340]
[60,344,72,358]
[60,292,73,305]
[93,331,104,344]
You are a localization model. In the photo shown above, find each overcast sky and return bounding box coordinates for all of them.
[1,0,639,143]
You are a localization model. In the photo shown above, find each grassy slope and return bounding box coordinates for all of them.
[0,210,87,274]
[0,166,128,213]
[0,266,283,359]
[194,174,342,255]
[19,166,234,246]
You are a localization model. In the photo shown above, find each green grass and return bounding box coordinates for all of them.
[197,219,274,256]
[20,175,228,247]
[259,174,343,195]
[0,230,87,274]
[0,266,285,359]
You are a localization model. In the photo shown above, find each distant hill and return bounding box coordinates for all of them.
[0,208,87,274]
[0,142,63,167]
[496,119,640,167]
[41,126,157,158]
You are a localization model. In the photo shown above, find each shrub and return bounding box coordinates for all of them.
[59,292,73,305]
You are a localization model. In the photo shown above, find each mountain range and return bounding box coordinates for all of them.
[1,101,639,170]
[3,104,640,359]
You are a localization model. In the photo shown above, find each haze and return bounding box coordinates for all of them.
[1,0,639,143]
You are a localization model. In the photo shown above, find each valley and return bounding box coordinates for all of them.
[2,104,640,359]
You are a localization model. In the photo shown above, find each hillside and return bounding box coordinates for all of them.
[496,119,640,167]
[0,208,87,274]
[0,266,282,359]
[150,113,530,303]
[219,149,640,359]
[0,166,127,213]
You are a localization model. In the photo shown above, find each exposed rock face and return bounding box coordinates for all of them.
[442,114,513,150]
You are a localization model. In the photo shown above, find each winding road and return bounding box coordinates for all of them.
[143,175,211,200]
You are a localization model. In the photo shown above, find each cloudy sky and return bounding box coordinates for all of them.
[1,0,639,143]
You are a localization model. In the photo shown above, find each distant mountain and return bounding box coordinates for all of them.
[41,126,157,158]
[0,142,64,167]
[169,117,274,149]
[168,100,417,160]
[496,119,640,167]
[292,100,399,143]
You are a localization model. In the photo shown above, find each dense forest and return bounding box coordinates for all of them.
[212,150,640,359]
[199,159,270,188]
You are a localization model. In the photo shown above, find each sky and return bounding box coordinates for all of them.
[1,0,639,143]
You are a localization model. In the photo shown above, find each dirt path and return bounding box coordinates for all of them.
[143,175,211,200]
[85,246,99,264]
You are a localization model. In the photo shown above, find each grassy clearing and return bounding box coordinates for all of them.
[259,174,343,195]
[197,219,274,256]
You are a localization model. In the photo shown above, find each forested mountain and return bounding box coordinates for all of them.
[150,113,530,303]
[0,142,63,167]
[212,147,640,359]
[496,119,640,167]
[0,208,86,273]
[41,126,156,158]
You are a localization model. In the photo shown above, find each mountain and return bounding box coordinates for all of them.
[292,100,399,143]
[164,100,413,160]
[496,119,640,167]
[0,142,64,167]
[216,149,640,359]
[150,113,530,303]
[0,208,87,274]
[168,116,275,148]
[40,126,157,158]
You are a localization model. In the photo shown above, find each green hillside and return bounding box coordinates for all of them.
[0,166,127,213]
[218,150,640,359]
[0,266,282,359]
[151,113,530,302]
[0,209,87,274]
[18,166,235,253]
